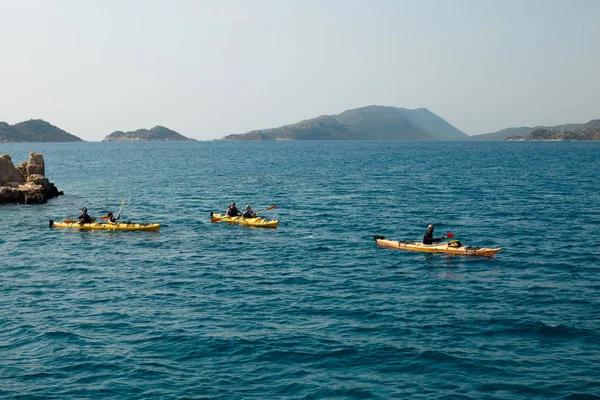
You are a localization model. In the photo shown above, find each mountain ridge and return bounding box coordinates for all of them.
[220,105,468,141]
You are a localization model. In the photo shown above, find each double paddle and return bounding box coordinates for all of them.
[63,200,127,226]
[63,217,98,224]
[373,231,454,242]
[112,200,126,231]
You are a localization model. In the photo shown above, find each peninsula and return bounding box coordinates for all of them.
[469,123,585,141]
[0,120,83,142]
[505,119,600,141]
[102,126,195,142]
[219,105,468,141]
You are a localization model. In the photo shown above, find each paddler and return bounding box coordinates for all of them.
[77,207,96,224]
[423,224,446,244]
[225,202,241,217]
[106,211,120,225]
[242,205,256,218]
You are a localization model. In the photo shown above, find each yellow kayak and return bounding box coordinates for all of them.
[210,212,279,228]
[374,236,501,257]
[50,220,160,231]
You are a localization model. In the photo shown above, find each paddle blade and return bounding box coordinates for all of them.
[101,215,109,220]
[446,232,454,239]
[255,204,278,216]
[64,219,75,223]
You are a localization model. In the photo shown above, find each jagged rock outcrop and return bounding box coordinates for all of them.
[0,153,63,204]
[26,152,45,176]
[0,155,24,184]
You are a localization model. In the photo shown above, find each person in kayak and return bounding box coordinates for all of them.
[242,205,256,218]
[106,211,120,225]
[423,224,446,244]
[77,207,96,224]
[225,202,241,217]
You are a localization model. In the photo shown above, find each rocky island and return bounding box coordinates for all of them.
[102,126,195,142]
[0,153,63,204]
[506,119,600,141]
[0,119,83,142]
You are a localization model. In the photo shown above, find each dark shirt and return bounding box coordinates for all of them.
[108,217,117,223]
[423,231,443,245]
[78,213,94,224]
[242,210,255,218]
[226,207,241,217]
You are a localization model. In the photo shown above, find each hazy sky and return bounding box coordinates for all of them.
[1,0,599,141]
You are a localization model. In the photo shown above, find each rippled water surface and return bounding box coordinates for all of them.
[1,141,599,399]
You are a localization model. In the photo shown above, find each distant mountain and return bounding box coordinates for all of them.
[220,106,468,141]
[102,126,195,142]
[506,119,600,141]
[230,116,360,141]
[0,119,83,142]
[469,123,584,141]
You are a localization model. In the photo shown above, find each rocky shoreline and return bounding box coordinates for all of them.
[505,120,600,141]
[0,153,63,204]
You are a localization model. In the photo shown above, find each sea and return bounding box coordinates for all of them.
[1,141,599,399]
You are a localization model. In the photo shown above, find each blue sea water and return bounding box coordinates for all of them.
[1,140,599,399]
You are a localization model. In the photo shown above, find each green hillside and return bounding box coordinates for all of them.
[0,119,83,142]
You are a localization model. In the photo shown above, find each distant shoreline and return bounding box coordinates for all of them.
[4,139,600,144]
[3,106,598,142]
